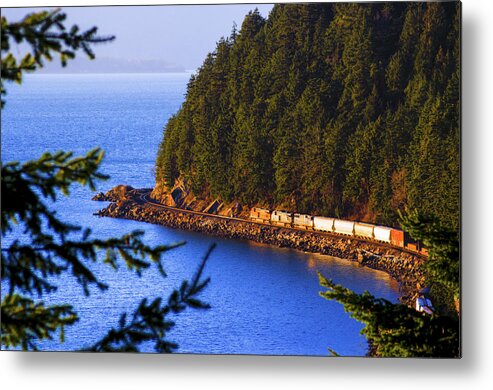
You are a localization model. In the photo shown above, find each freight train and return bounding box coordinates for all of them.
[250,207,427,255]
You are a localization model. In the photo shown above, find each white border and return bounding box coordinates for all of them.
[2,1,492,389]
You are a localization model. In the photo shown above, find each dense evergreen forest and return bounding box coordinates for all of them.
[155,2,460,230]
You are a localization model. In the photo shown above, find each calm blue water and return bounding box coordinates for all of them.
[1,74,400,356]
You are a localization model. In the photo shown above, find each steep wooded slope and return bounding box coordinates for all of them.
[155,2,460,230]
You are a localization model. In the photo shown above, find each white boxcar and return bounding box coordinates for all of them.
[373,226,392,243]
[313,216,334,232]
[271,210,292,226]
[354,222,374,239]
[293,213,313,229]
[333,219,355,235]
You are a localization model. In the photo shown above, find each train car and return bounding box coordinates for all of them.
[313,216,335,233]
[373,226,392,243]
[271,210,293,227]
[333,219,355,236]
[403,231,422,253]
[249,207,271,223]
[390,229,405,247]
[293,213,314,230]
[354,222,374,240]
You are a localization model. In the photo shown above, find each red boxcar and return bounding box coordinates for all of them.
[390,229,404,247]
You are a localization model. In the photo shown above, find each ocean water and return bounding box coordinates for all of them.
[1,73,400,356]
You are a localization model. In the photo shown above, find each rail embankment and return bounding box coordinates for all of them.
[93,185,425,305]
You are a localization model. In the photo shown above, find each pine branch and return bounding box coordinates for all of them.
[1,147,209,351]
[1,9,115,107]
[318,273,459,357]
[399,208,459,298]
[85,244,214,353]
[1,294,78,351]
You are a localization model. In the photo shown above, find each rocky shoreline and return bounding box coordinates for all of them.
[93,186,425,306]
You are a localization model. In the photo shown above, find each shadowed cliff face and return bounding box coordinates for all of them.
[151,178,251,219]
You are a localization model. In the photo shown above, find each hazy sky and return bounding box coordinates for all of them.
[2,4,274,71]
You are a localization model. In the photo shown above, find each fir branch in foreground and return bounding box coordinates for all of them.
[399,209,460,299]
[1,148,211,352]
[318,273,459,358]
[85,244,215,353]
[1,9,115,107]
[1,294,78,351]
[1,149,184,297]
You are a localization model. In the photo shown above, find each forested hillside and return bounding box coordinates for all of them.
[155,2,460,230]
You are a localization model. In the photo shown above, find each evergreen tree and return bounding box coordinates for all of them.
[155,2,460,230]
[319,210,460,357]
[1,10,212,352]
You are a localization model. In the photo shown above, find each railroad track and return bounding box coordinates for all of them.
[137,190,426,259]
